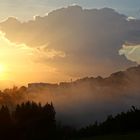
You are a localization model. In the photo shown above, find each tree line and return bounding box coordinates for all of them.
[77,106,140,138]
[0,101,57,140]
[1,102,140,140]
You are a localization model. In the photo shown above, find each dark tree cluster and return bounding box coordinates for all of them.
[1,100,140,140]
[77,106,140,138]
[0,86,27,107]
[0,101,57,140]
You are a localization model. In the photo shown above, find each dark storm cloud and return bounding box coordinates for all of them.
[1,6,140,78]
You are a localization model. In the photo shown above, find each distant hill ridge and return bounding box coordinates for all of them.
[28,65,140,91]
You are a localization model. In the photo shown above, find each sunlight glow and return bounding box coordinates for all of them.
[0,64,6,81]
[0,64,5,73]
[0,31,67,87]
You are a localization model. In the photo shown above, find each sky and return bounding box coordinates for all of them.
[0,0,140,87]
[0,0,140,21]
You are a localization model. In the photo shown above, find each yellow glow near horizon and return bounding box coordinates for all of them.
[0,64,5,73]
[0,64,7,81]
[0,31,68,88]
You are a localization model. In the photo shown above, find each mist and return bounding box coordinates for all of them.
[0,65,140,127]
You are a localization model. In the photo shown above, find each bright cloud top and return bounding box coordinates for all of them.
[120,44,140,64]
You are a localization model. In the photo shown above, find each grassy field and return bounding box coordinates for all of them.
[73,133,140,140]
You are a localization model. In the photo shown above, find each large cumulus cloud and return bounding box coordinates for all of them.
[1,6,140,78]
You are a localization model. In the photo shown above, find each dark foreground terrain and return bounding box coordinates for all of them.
[73,133,140,140]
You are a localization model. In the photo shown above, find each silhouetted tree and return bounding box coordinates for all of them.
[0,105,12,139]
[13,101,56,140]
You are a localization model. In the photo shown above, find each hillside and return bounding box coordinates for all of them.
[26,65,140,127]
